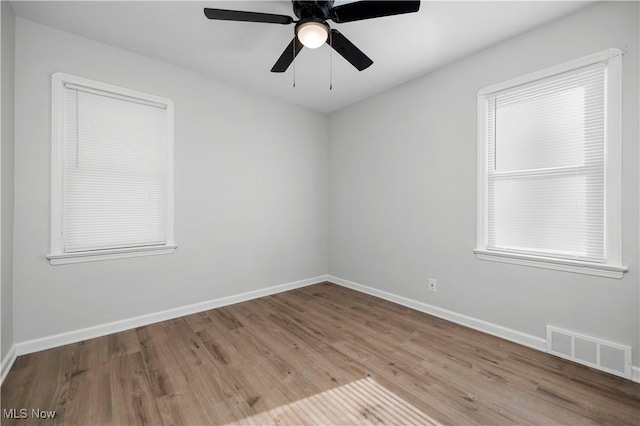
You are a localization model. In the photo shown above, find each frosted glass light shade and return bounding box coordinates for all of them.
[297,22,328,49]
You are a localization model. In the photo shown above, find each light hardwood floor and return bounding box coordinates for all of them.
[2,282,639,425]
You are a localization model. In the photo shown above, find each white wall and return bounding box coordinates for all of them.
[1,0,16,362]
[329,1,640,365]
[7,1,640,375]
[13,18,328,343]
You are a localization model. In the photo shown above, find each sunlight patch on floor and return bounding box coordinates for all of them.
[226,376,442,425]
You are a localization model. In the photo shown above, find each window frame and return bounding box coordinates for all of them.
[475,49,626,279]
[48,73,176,265]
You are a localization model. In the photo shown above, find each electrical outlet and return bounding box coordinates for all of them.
[428,278,438,292]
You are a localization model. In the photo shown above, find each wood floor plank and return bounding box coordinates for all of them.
[108,329,142,359]
[110,351,163,426]
[2,282,639,425]
[62,370,113,426]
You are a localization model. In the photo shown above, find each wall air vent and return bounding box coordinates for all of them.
[546,326,631,379]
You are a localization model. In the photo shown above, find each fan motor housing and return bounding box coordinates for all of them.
[292,1,334,20]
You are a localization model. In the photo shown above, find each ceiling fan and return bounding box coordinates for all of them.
[204,1,420,73]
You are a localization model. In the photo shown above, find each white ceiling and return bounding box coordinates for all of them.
[10,0,593,113]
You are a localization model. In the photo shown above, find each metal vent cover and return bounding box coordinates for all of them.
[546,325,631,379]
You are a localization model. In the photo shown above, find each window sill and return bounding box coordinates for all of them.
[48,245,177,265]
[474,249,627,279]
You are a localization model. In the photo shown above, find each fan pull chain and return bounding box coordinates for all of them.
[293,39,296,88]
[329,31,333,90]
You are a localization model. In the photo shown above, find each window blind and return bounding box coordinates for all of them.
[63,85,169,253]
[485,64,605,262]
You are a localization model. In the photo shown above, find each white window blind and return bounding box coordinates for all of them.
[486,65,605,262]
[49,73,175,264]
[475,49,626,278]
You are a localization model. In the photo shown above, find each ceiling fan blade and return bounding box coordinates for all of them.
[329,29,373,71]
[204,8,294,25]
[330,1,420,23]
[271,37,304,72]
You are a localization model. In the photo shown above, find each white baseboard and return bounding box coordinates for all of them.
[328,275,548,352]
[8,274,639,385]
[1,344,17,385]
[15,275,329,358]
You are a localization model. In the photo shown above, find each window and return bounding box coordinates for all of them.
[48,73,175,265]
[475,49,626,278]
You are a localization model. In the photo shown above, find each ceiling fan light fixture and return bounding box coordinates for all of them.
[296,21,329,49]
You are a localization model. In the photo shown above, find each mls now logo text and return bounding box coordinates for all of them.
[3,408,57,419]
